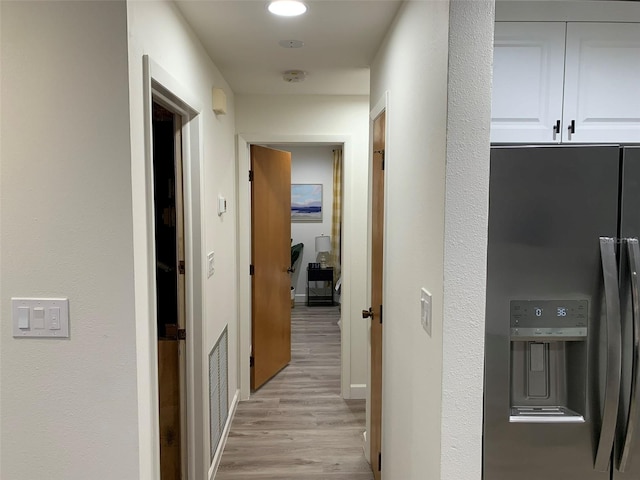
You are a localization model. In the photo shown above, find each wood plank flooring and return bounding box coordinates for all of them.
[216,306,373,480]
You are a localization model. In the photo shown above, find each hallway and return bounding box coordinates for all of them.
[216,306,373,479]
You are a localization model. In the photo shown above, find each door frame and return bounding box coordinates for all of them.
[141,55,206,480]
[237,134,353,400]
[365,92,389,464]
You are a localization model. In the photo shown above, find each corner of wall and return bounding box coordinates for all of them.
[442,1,495,479]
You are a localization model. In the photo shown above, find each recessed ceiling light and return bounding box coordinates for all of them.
[268,1,307,17]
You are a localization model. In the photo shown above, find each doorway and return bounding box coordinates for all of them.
[152,101,187,480]
[238,135,355,401]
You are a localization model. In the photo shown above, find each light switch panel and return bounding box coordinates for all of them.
[207,252,215,278]
[217,195,227,216]
[12,298,69,338]
[421,288,432,337]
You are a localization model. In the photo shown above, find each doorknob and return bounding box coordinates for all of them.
[362,307,374,319]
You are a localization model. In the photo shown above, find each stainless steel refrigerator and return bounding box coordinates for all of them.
[484,145,640,479]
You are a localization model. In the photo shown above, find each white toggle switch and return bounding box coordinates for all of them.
[18,307,30,329]
[49,307,61,330]
[33,307,45,329]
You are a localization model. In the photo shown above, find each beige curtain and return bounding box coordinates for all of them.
[331,148,343,283]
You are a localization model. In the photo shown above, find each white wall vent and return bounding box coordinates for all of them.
[209,326,229,461]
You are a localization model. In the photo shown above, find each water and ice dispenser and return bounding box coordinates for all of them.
[509,299,588,423]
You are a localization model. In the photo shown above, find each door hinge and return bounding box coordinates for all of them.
[249,170,254,182]
[165,324,186,341]
[375,149,385,170]
[250,264,255,276]
[178,260,185,275]
[378,452,382,471]
[250,356,255,367]
[380,304,383,325]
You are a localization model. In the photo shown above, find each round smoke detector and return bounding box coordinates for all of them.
[283,70,307,83]
[278,39,304,49]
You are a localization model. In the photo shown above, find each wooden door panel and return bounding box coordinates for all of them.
[158,339,181,479]
[370,112,385,480]
[251,145,292,390]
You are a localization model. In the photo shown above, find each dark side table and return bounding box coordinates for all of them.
[307,265,334,306]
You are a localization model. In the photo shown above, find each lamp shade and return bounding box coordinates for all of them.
[315,235,331,253]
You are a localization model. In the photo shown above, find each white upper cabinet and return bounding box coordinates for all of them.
[491,22,567,144]
[563,23,640,143]
[492,22,640,144]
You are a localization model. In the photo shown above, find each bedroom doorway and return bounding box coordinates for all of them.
[152,101,188,480]
[250,144,292,390]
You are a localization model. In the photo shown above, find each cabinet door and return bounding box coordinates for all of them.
[563,23,640,143]
[491,22,566,144]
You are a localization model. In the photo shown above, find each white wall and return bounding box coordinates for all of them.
[1,2,139,479]
[126,1,239,478]
[370,0,494,478]
[273,145,335,300]
[236,95,369,397]
[442,1,494,479]
[370,1,451,477]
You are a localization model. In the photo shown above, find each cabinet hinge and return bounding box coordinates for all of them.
[178,329,186,340]
[250,264,255,276]
[249,170,254,182]
[250,356,255,367]
[178,260,185,275]
[380,304,383,325]
[378,452,382,471]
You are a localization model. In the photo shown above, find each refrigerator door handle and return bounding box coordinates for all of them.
[619,238,640,472]
[595,237,623,471]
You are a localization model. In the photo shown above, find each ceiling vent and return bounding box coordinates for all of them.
[278,39,304,49]
[283,70,307,83]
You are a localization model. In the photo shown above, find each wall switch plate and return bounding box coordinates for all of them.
[421,288,432,337]
[12,298,69,338]
[217,195,227,216]
[207,252,215,278]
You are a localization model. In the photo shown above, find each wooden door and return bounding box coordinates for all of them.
[563,22,640,143]
[369,112,385,480]
[153,102,186,480]
[250,145,292,390]
[491,22,566,144]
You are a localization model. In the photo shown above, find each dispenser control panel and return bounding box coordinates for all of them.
[510,300,587,339]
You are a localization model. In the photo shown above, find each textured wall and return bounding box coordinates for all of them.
[126,1,238,477]
[1,2,139,478]
[370,1,451,477]
[442,1,495,479]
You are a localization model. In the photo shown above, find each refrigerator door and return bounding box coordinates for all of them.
[484,145,621,480]
[615,147,640,479]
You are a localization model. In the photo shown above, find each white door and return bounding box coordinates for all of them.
[563,23,640,143]
[491,22,566,144]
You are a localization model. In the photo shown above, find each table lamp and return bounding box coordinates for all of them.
[315,234,331,269]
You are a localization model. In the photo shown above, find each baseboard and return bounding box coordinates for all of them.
[294,293,306,304]
[208,389,240,480]
[350,384,367,399]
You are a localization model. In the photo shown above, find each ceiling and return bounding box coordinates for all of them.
[175,0,403,96]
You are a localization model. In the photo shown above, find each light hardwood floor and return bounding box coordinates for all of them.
[216,305,373,480]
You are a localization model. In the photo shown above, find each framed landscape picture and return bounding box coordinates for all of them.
[291,184,322,222]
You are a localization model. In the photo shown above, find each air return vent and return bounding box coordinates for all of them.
[209,326,229,460]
